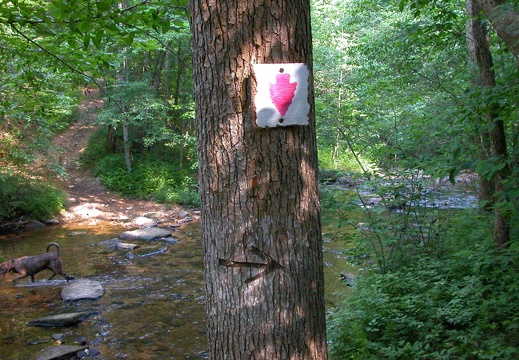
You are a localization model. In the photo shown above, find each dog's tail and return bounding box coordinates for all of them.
[46,242,61,255]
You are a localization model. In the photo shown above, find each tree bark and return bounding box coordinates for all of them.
[466,0,510,247]
[475,0,519,63]
[190,0,327,359]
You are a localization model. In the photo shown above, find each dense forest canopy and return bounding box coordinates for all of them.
[1,0,519,358]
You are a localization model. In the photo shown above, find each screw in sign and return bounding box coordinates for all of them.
[253,63,310,128]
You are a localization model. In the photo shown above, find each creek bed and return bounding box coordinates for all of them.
[0,178,478,359]
[0,219,354,359]
[0,223,206,359]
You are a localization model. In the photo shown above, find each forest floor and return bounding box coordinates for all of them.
[51,88,194,228]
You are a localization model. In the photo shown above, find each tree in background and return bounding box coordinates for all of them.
[466,0,512,247]
[190,0,327,358]
[313,0,518,248]
[0,0,199,219]
[476,0,519,62]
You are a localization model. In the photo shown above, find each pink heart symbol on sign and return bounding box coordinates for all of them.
[269,72,298,116]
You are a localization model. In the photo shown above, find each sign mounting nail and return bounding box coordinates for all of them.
[253,63,310,128]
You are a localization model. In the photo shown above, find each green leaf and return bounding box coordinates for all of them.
[82,33,90,48]
[161,21,170,34]
[96,0,111,12]
[77,21,91,34]
[92,30,103,48]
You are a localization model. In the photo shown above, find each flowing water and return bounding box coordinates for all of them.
[0,223,207,359]
[0,218,354,359]
[0,178,477,359]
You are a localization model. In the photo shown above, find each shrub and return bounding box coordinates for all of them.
[318,147,368,173]
[93,154,200,207]
[328,212,519,360]
[0,173,65,222]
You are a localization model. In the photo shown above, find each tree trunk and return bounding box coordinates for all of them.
[105,124,117,154]
[122,120,131,173]
[475,0,519,63]
[466,0,510,247]
[121,50,132,173]
[190,0,327,359]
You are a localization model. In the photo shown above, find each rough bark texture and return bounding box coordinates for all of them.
[475,0,519,63]
[467,0,511,247]
[190,0,327,359]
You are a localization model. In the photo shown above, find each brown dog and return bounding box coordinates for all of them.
[0,242,74,283]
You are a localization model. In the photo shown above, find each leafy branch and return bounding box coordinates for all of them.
[9,23,126,114]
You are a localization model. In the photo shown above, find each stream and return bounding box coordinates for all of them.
[0,219,353,359]
[0,223,207,359]
[0,178,477,359]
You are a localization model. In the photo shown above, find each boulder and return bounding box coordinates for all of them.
[119,227,171,241]
[28,311,99,327]
[36,345,89,360]
[61,279,104,301]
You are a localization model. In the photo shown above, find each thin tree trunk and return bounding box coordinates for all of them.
[190,0,327,358]
[122,118,131,172]
[122,53,132,173]
[163,46,170,102]
[467,0,510,247]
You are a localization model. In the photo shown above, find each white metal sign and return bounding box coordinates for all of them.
[253,63,310,128]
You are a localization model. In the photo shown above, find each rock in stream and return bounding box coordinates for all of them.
[28,311,99,327]
[119,227,171,241]
[61,279,104,301]
[35,344,89,360]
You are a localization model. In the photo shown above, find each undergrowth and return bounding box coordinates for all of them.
[80,126,200,207]
[0,172,65,223]
[90,153,199,207]
[327,208,519,359]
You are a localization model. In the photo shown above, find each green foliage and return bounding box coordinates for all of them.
[359,174,449,273]
[0,79,79,170]
[318,147,367,173]
[79,128,108,169]
[0,173,65,221]
[314,0,468,169]
[92,154,199,207]
[312,0,518,185]
[1,0,195,221]
[328,211,519,360]
[322,170,451,273]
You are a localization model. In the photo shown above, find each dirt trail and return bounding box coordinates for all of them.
[53,88,190,228]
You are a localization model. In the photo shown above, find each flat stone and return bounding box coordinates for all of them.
[61,279,104,301]
[25,220,46,228]
[43,219,60,225]
[132,216,158,228]
[119,227,171,241]
[96,238,122,249]
[28,311,99,327]
[68,231,87,237]
[177,210,189,219]
[51,333,66,341]
[36,345,88,360]
[116,242,140,250]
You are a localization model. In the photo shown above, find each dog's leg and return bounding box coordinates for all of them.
[50,262,74,282]
[12,272,30,283]
[48,244,74,282]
